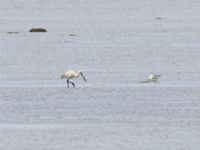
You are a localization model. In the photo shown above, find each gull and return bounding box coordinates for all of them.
[140,74,161,83]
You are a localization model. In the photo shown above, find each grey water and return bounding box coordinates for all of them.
[1,0,200,149]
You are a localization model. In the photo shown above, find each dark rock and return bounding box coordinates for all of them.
[29,28,47,32]
[155,17,163,20]
[69,34,77,36]
[64,41,71,43]
[7,32,18,34]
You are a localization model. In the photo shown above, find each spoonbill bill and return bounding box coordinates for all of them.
[140,74,161,83]
[61,70,86,88]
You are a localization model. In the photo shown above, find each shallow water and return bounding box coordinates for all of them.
[1,0,200,149]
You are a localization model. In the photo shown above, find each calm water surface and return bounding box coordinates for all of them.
[1,0,200,149]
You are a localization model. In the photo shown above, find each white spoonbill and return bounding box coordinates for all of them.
[61,70,87,88]
[140,73,161,83]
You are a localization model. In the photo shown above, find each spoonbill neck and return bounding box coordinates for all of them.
[74,72,80,77]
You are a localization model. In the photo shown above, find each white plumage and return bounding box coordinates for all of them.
[140,73,161,83]
[148,74,161,82]
[61,70,86,88]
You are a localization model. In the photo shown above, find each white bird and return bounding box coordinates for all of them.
[140,73,161,83]
[61,70,86,88]
[148,74,161,82]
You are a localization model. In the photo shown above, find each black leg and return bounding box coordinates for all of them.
[66,79,69,88]
[66,79,75,88]
[69,81,75,87]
